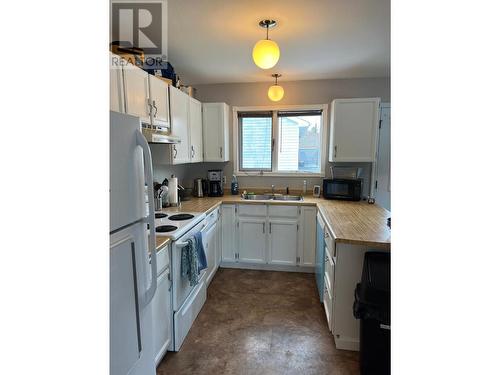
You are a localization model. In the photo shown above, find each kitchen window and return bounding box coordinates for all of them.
[235,105,327,176]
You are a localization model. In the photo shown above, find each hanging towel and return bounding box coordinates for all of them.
[180,232,207,286]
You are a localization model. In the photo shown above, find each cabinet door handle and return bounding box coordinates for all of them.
[153,100,158,117]
[262,222,265,233]
[219,147,223,158]
[173,145,177,158]
[269,222,272,233]
[191,145,195,158]
[334,145,337,158]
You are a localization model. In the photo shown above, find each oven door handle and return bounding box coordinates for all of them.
[174,226,206,248]
[136,129,157,307]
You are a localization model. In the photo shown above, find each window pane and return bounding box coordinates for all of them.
[278,114,321,173]
[240,116,272,170]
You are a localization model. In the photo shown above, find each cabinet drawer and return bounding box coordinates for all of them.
[268,205,299,218]
[324,251,335,295]
[324,227,334,259]
[156,244,170,275]
[238,204,266,217]
[323,276,333,331]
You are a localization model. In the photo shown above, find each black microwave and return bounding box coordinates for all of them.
[323,178,363,201]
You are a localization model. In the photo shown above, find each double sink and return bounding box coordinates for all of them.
[241,193,303,201]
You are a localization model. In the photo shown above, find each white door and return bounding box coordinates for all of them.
[110,223,155,375]
[152,268,172,366]
[204,223,217,285]
[329,98,380,162]
[110,54,124,113]
[221,205,236,262]
[375,104,391,211]
[123,65,151,123]
[189,98,203,162]
[148,75,170,128]
[300,206,317,267]
[169,86,191,164]
[269,219,298,265]
[238,218,266,264]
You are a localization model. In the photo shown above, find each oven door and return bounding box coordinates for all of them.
[171,220,207,312]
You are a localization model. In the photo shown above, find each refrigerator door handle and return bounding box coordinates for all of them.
[136,129,157,307]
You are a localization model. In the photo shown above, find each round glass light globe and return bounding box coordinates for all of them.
[252,39,280,69]
[268,84,284,102]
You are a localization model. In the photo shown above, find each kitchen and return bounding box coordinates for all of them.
[4,1,500,375]
[110,1,391,373]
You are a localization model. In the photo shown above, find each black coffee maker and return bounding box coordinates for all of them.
[207,170,224,196]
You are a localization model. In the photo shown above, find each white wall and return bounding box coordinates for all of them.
[153,77,390,197]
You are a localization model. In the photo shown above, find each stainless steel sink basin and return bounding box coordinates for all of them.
[272,195,303,201]
[242,194,274,200]
[241,194,303,201]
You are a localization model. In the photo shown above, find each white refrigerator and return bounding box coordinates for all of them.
[110,111,157,375]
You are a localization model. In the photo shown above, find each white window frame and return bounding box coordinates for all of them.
[232,104,329,177]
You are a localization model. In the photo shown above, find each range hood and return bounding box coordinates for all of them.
[141,124,181,144]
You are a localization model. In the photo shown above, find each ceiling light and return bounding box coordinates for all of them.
[268,74,284,102]
[252,20,280,69]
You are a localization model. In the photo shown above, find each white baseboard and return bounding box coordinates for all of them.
[220,262,314,273]
[334,335,359,351]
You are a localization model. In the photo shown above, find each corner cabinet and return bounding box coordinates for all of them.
[202,103,230,162]
[328,98,380,162]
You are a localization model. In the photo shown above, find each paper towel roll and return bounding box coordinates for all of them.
[168,176,178,206]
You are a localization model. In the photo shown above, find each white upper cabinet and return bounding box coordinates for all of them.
[110,53,124,113]
[189,98,203,163]
[168,86,191,164]
[148,75,170,128]
[202,103,230,162]
[123,64,151,123]
[329,98,380,162]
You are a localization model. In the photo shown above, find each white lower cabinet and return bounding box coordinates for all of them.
[221,204,237,262]
[151,246,173,366]
[203,220,217,285]
[269,219,298,265]
[299,206,317,267]
[238,218,266,263]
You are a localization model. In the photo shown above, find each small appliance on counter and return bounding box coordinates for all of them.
[323,178,363,201]
[313,185,321,198]
[193,178,204,198]
[207,170,224,197]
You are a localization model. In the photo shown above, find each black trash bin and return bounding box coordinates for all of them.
[353,251,390,375]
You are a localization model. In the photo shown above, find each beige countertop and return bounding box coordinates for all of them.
[159,195,390,250]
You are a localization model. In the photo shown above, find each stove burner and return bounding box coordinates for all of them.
[155,213,168,219]
[156,225,178,233]
[168,214,195,221]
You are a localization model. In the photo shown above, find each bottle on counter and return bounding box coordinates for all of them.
[231,174,239,195]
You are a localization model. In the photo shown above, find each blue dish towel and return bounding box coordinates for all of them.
[181,232,207,286]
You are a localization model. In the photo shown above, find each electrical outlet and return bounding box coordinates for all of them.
[223,176,227,184]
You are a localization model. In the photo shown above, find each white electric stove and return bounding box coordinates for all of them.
[153,211,206,241]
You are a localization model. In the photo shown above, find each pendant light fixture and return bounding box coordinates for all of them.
[252,19,280,69]
[268,74,284,102]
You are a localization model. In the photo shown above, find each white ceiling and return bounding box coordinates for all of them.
[168,0,390,85]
